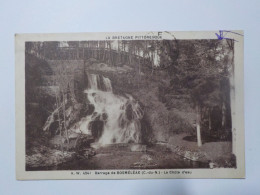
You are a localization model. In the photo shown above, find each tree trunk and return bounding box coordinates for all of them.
[196,104,202,147]
[229,45,236,155]
[56,94,64,152]
[108,42,113,65]
[62,92,69,145]
[224,39,236,155]
[222,102,226,128]
[208,107,212,133]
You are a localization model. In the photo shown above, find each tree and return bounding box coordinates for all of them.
[43,57,77,148]
[225,39,235,154]
[166,40,233,147]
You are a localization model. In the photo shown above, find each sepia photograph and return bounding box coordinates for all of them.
[15,31,244,179]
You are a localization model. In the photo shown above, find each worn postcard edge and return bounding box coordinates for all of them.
[15,31,245,180]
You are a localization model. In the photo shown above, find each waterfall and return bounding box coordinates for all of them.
[87,74,113,92]
[72,73,143,147]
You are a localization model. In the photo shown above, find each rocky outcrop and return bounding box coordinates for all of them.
[130,154,158,169]
[168,145,207,162]
[26,148,76,169]
[167,134,235,167]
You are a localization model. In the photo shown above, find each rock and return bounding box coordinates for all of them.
[77,148,96,159]
[26,147,76,168]
[126,103,133,120]
[130,154,158,169]
[89,120,104,140]
[87,58,97,65]
[209,162,216,169]
[141,154,153,161]
[130,144,146,152]
[49,133,95,150]
[101,112,108,121]
[49,135,66,149]
[130,162,145,168]
[118,114,127,128]
[85,104,95,116]
[75,135,95,149]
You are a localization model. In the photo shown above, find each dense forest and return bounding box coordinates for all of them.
[25,39,236,170]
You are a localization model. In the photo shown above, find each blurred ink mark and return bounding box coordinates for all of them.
[215,30,243,42]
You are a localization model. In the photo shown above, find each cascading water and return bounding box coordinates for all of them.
[72,73,144,147]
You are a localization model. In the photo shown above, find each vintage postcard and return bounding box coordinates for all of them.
[15,31,244,179]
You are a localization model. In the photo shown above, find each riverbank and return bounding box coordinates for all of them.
[167,133,236,168]
[26,132,235,170]
[26,142,209,170]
